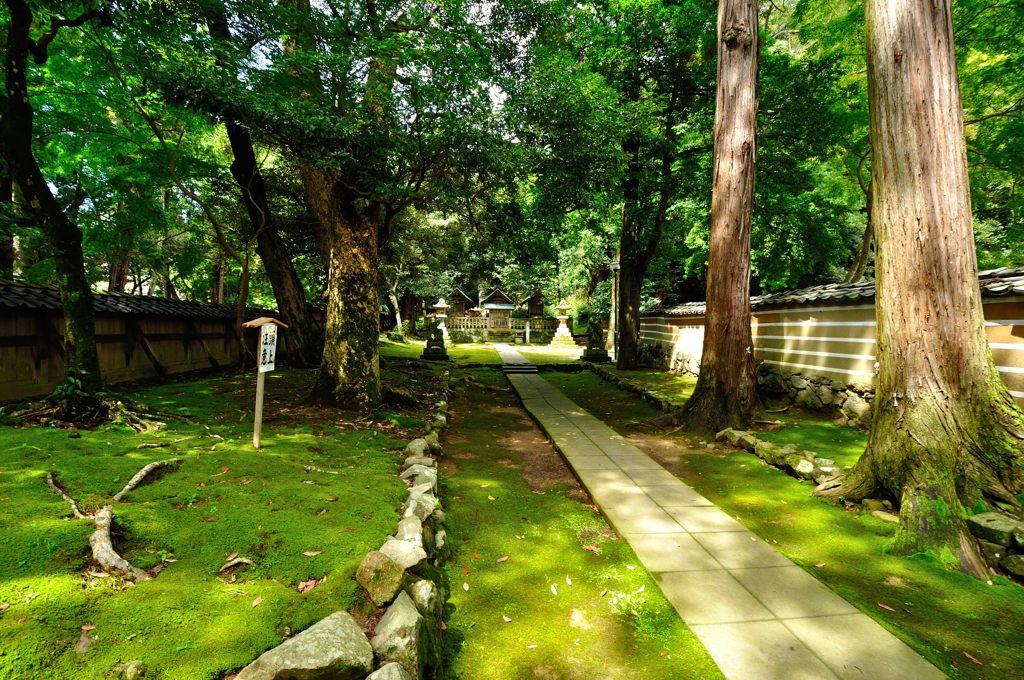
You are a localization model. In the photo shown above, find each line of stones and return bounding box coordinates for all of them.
[235,373,453,680]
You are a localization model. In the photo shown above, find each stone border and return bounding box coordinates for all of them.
[586,362,683,413]
[234,370,453,680]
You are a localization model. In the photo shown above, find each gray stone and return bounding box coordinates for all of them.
[405,439,429,457]
[404,488,439,521]
[815,458,836,468]
[872,510,899,524]
[842,394,872,422]
[112,661,147,679]
[431,508,446,526]
[1001,554,1024,579]
[761,372,790,395]
[403,456,435,470]
[396,516,425,549]
[790,375,808,389]
[237,612,373,680]
[1015,527,1024,549]
[423,431,442,453]
[431,414,447,429]
[830,380,847,392]
[967,512,1022,546]
[405,579,440,618]
[795,388,823,411]
[435,529,451,561]
[357,551,406,606]
[367,662,413,680]
[400,464,438,492]
[371,591,427,678]
[862,498,885,512]
[816,385,835,406]
[794,459,816,479]
[979,540,1007,567]
[736,433,758,451]
[379,539,427,570]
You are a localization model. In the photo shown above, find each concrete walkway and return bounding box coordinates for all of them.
[497,346,944,680]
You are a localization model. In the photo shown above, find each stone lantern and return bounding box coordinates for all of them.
[550,298,576,347]
[433,297,450,342]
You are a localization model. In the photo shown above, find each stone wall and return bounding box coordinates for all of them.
[756,363,875,428]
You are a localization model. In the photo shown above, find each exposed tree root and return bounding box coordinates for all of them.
[9,393,195,432]
[45,459,179,582]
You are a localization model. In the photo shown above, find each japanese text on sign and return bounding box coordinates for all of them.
[259,323,278,373]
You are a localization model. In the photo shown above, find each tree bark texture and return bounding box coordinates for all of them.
[616,132,644,370]
[304,168,382,410]
[205,4,321,367]
[844,183,874,284]
[819,0,1024,578]
[679,0,759,432]
[1,0,103,392]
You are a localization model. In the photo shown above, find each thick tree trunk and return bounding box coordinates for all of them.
[615,262,643,369]
[817,0,1024,578]
[304,168,382,410]
[206,5,320,367]
[399,288,418,335]
[1,0,103,393]
[679,0,759,432]
[0,148,15,281]
[108,254,130,292]
[616,131,643,370]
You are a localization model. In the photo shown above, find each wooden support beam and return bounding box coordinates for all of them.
[129,318,167,378]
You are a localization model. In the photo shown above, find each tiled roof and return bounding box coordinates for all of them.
[0,281,277,319]
[644,267,1024,317]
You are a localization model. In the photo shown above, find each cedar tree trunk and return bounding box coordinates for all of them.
[678,0,759,432]
[1,0,104,393]
[817,0,1024,578]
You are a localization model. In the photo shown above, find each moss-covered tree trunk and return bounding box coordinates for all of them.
[304,168,382,410]
[0,140,15,281]
[678,0,759,432]
[1,0,104,393]
[817,0,1024,578]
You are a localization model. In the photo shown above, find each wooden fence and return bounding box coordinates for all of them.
[639,270,1024,405]
[0,282,280,402]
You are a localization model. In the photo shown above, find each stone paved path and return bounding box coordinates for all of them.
[495,345,945,680]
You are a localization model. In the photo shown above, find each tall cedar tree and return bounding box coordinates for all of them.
[1,1,108,392]
[678,0,759,431]
[817,0,1024,577]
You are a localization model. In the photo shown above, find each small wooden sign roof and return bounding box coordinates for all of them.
[242,316,289,329]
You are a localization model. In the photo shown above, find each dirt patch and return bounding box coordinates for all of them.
[497,429,584,497]
[496,457,517,467]
[451,452,479,460]
[440,459,461,476]
[625,432,728,475]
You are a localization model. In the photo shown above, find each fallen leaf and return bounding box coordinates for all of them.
[325,497,338,502]
[600,589,608,597]
[526,644,537,649]
[660,650,668,657]
[361,514,373,520]
[501,615,512,623]
[550,584,557,595]
[297,578,318,593]
[303,480,314,484]
[814,563,826,568]
[634,585,645,594]
[463,582,470,591]
[80,623,95,632]
[302,551,322,557]
[565,576,572,586]
[0,603,9,612]
[316,508,328,517]
[496,555,509,563]
[472,552,481,560]
[16,617,31,624]
[212,466,230,477]
[462,567,470,576]
[226,552,239,561]
[196,482,205,488]
[241,479,253,485]
[626,565,636,571]
[487,495,496,501]
[877,602,896,612]
[963,652,983,666]
[252,597,263,608]
[515,534,525,540]
[583,544,600,554]
[440,620,447,631]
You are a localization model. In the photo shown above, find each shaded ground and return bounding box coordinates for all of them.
[596,368,698,407]
[381,339,501,364]
[0,366,439,679]
[543,370,1024,680]
[439,367,721,680]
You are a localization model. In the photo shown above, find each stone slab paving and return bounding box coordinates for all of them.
[493,347,945,680]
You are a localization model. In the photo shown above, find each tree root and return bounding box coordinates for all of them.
[45,459,179,582]
[9,393,196,432]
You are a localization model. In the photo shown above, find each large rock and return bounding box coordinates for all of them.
[371,591,427,678]
[793,459,816,480]
[404,439,429,458]
[236,612,372,680]
[367,662,413,680]
[841,394,871,422]
[871,510,899,524]
[979,540,1008,567]
[396,516,425,549]
[380,538,427,570]
[357,551,406,606]
[1001,554,1024,579]
[736,433,758,451]
[790,375,808,390]
[403,486,440,521]
[405,579,440,619]
[795,388,823,411]
[761,372,790,396]
[967,512,1022,546]
[403,456,435,471]
[815,385,835,406]
[434,529,451,562]
[400,465,438,493]
[423,431,442,453]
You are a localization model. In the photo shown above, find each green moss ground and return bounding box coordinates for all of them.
[440,367,721,680]
[543,370,1024,679]
[0,368,422,680]
[754,412,867,469]
[595,368,698,407]
[514,346,583,364]
[380,339,501,364]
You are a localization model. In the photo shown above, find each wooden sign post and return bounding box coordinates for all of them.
[242,317,288,449]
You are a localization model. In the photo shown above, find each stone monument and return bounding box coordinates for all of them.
[581,318,610,362]
[421,320,448,360]
[549,299,577,347]
[433,297,450,342]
